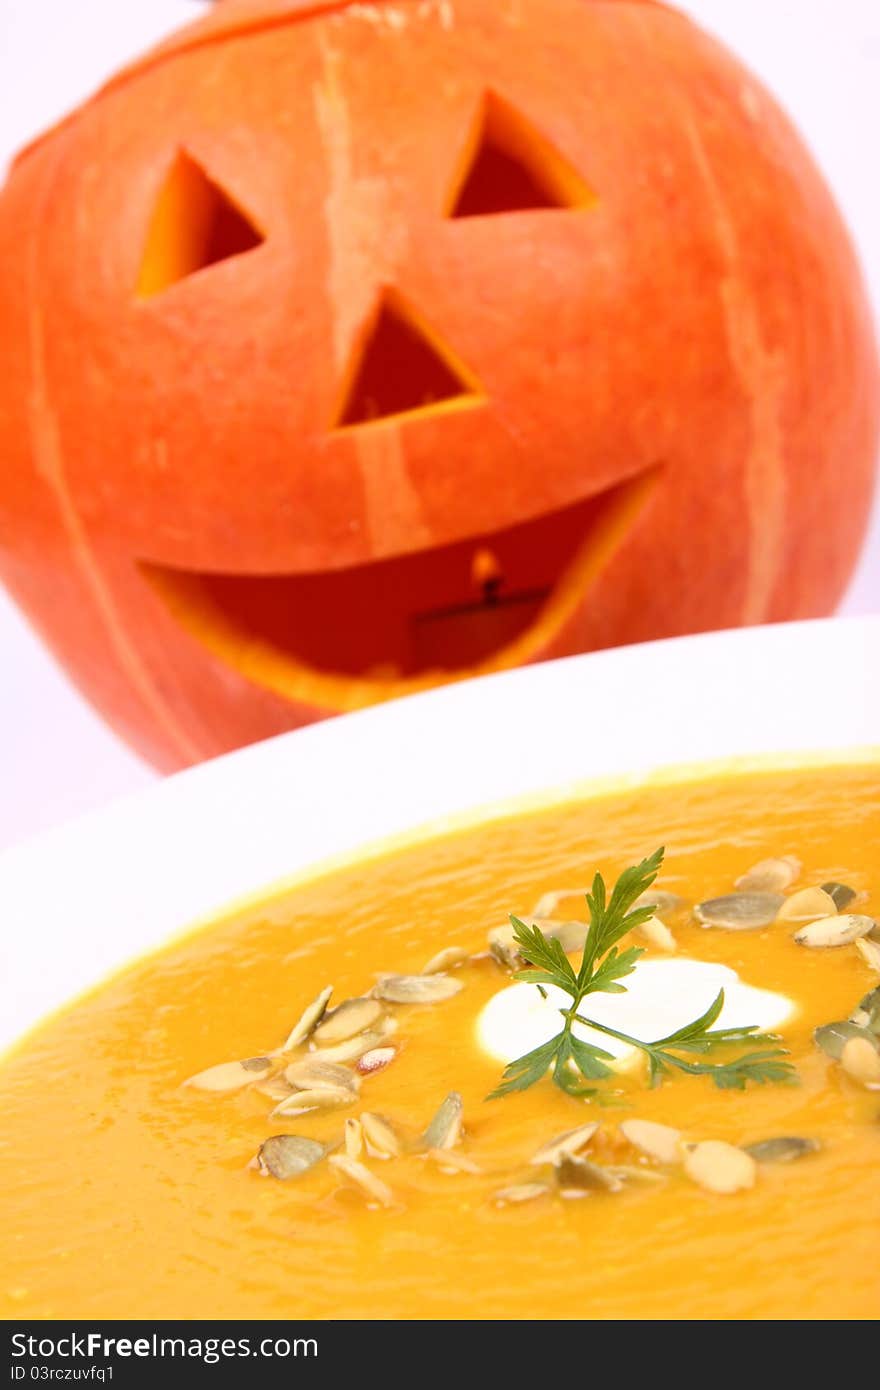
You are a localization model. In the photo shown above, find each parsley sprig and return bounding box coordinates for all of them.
[488,847,796,1100]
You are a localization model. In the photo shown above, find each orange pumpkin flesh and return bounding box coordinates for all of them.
[0,0,876,769]
[136,148,266,300]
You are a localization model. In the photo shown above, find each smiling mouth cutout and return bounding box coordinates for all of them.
[141,467,658,712]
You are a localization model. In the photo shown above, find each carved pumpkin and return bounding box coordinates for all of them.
[0,0,876,769]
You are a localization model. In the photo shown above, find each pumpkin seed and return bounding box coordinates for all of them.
[694,892,783,931]
[356,1046,397,1076]
[683,1140,756,1194]
[422,946,469,975]
[344,1117,363,1159]
[360,1112,401,1159]
[530,1122,599,1166]
[313,997,383,1043]
[531,888,591,919]
[493,1182,548,1205]
[814,1019,876,1061]
[743,1136,821,1164]
[840,1035,880,1087]
[542,919,589,954]
[821,881,858,911]
[374,973,463,1004]
[488,925,523,970]
[554,1154,622,1193]
[619,1117,683,1165]
[497,913,588,959]
[183,1056,274,1093]
[636,914,677,952]
[328,1154,393,1207]
[280,986,333,1051]
[855,937,880,973]
[255,1075,296,1103]
[425,1148,482,1174]
[634,888,685,915]
[423,1091,464,1150]
[312,1019,398,1063]
[284,1058,359,1093]
[735,856,801,893]
[255,1134,327,1180]
[270,1085,354,1118]
[310,1036,376,1066]
[850,986,880,1032]
[776,887,837,923]
[604,1164,667,1184]
[793,913,874,948]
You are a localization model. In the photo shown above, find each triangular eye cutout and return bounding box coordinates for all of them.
[448,93,595,219]
[137,151,263,298]
[335,293,480,428]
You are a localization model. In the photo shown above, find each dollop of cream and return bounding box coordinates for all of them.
[477,958,794,1071]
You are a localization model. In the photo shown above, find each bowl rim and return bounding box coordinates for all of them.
[1,614,878,1056]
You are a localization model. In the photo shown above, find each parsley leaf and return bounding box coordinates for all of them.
[489,849,797,1101]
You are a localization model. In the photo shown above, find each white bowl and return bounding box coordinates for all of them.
[1,616,878,1055]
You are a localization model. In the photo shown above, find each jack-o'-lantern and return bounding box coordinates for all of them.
[0,0,876,770]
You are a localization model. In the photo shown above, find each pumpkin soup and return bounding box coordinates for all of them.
[1,763,878,1320]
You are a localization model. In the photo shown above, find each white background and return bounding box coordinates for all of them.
[0,0,878,850]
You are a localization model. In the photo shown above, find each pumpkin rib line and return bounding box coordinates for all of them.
[23,148,205,765]
[675,111,787,626]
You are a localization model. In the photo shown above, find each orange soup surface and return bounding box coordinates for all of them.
[1,764,879,1319]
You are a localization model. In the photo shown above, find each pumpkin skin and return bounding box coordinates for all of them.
[0,0,876,771]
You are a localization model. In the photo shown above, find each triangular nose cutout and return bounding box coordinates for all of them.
[448,93,596,218]
[335,294,480,428]
[137,150,263,298]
